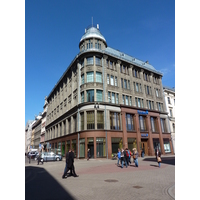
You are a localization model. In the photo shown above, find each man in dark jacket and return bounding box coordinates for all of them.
[62,150,69,178]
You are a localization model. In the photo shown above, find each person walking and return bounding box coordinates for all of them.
[120,149,124,168]
[117,148,121,166]
[128,149,132,165]
[87,149,90,161]
[157,150,162,168]
[62,150,69,179]
[133,148,139,167]
[37,151,43,165]
[125,148,130,166]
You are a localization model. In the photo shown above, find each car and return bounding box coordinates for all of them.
[27,151,39,159]
[41,152,62,162]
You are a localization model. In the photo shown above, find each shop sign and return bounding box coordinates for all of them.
[137,110,148,115]
[141,134,148,137]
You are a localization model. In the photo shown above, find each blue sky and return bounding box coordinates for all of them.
[25,0,175,126]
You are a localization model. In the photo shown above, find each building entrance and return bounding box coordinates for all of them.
[141,139,148,156]
[87,138,94,158]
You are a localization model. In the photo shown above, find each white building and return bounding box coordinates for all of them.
[163,86,175,153]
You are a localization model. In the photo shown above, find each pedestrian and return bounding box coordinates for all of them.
[28,152,31,164]
[63,149,79,178]
[120,149,124,168]
[125,148,129,166]
[62,150,69,179]
[87,149,90,161]
[37,151,43,165]
[128,149,132,165]
[157,150,162,168]
[133,148,139,167]
[155,146,159,161]
[117,148,121,166]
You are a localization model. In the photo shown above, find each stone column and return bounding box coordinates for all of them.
[121,111,128,149]
[135,113,141,156]
[146,115,154,155]
[156,116,165,154]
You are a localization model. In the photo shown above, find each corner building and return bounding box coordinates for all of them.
[45,25,174,159]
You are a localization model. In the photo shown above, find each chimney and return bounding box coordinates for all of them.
[97,24,99,29]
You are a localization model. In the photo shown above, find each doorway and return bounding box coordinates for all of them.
[141,139,148,156]
[87,138,94,158]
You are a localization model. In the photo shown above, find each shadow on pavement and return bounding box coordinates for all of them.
[25,166,75,200]
[142,156,175,166]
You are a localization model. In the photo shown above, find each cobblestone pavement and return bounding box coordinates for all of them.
[25,155,175,200]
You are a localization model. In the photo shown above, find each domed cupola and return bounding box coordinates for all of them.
[79,24,107,51]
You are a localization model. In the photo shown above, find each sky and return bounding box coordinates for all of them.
[25,0,175,125]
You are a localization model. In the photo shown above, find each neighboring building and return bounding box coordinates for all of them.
[25,120,34,153]
[45,24,174,159]
[41,97,48,151]
[163,86,175,153]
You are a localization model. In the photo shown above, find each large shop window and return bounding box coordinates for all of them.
[111,138,123,153]
[58,142,61,155]
[128,138,137,151]
[87,57,93,65]
[79,138,85,158]
[96,90,103,102]
[150,117,158,132]
[66,140,70,152]
[96,72,102,83]
[95,57,101,65]
[87,72,94,82]
[160,118,167,133]
[81,74,84,84]
[87,90,94,102]
[81,92,84,103]
[163,138,171,153]
[80,112,84,130]
[72,139,76,157]
[97,111,104,129]
[139,115,147,131]
[87,111,95,129]
[96,138,106,157]
[62,142,65,157]
[126,114,135,131]
[110,112,121,130]
[153,138,161,152]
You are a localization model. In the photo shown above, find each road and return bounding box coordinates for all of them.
[25,155,175,200]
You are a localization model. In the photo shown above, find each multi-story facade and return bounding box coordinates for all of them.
[45,25,174,159]
[25,120,33,153]
[41,97,48,151]
[163,86,175,153]
[33,118,42,150]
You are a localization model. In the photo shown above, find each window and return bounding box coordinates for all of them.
[81,74,84,84]
[126,114,135,131]
[121,78,123,88]
[163,138,171,153]
[107,74,110,84]
[147,100,154,110]
[167,97,171,104]
[150,117,158,132]
[110,112,120,130]
[87,39,93,49]
[108,91,111,103]
[116,93,119,104]
[145,85,152,95]
[68,118,71,134]
[160,118,167,132]
[135,97,144,108]
[95,40,101,49]
[169,109,173,117]
[128,80,130,89]
[122,95,125,104]
[155,88,160,97]
[95,57,101,66]
[112,93,115,103]
[96,90,103,102]
[124,79,127,89]
[87,72,94,82]
[80,92,84,103]
[111,75,114,86]
[110,61,113,69]
[136,83,139,92]
[115,77,118,86]
[139,115,147,131]
[87,111,95,129]
[96,72,102,83]
[125,96,129,105]
[87,90,94,102]
[129,97,132,106]
[157,102,163,111]
[97,111,104,129]
[80,113,84,130]
[172,123,175,132]
[87,57,93,65]
[133,69,139,78]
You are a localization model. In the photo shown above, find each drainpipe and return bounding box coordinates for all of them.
[102,56,108,159]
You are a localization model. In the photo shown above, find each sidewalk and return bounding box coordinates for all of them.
[25,155,175,200]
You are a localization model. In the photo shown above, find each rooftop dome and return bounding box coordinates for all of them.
[80,25,106,44]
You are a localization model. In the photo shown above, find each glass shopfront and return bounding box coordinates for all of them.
[54,143,57,154]
[72,139,76,157]
[79,138,85,158]
[128,138,137,151]
[87,138,94,158]
[111,138,123,154]
[96,138,106,157]
[153,138,161,152]
[163,138,171,153]
[66,140,70,153]
[58,142,61,155]
[62,142,65,157]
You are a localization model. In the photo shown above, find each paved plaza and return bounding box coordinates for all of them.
[25,155,175,200]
